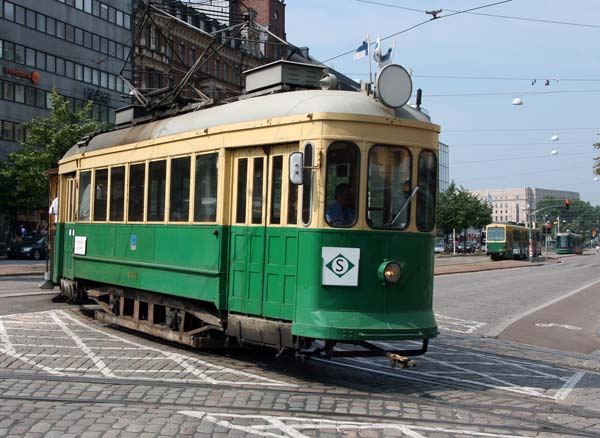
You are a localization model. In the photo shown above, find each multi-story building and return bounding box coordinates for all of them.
[0,0,135,159]
[470,187,580,225]
[133,0,286,103]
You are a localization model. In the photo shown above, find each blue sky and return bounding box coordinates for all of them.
[285,0,600,205]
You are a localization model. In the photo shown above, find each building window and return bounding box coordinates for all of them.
[26,9,35,28]
[26,48,35,67]
[14,4,24,25]
[14,84,24,103]
[36,51,45,70]
[36,12,46,32]
[4,2,14,21]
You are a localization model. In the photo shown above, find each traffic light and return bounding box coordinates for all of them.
[565,199,570,210]
[545,223,552,234]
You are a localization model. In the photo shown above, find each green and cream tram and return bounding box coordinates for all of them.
[53,63,439,357]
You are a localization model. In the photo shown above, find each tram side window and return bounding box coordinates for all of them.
[109,166,125,221]
[416,150,437,232]
[287,183,298,225]
[367,145,412,230]
[325,142,360,227]
[93,168,108,221]
[147,160,166,221]
[194,153,218,222]
[270,155,283,224]
[301,143,313,226]
[78,171,91,221]
[235,158,248,223]
[252,157,265,224]
[128,163,145,222]
[170,156,190,222]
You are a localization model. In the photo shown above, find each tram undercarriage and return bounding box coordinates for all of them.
[59,279,428,365]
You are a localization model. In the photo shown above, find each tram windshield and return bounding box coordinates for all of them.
[487,227,505,241]
[367,145,412,230]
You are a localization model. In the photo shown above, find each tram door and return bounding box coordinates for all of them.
[61,174,77,279]
[228,145,299,318]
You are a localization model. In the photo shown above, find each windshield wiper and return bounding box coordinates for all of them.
[385,186,420,227]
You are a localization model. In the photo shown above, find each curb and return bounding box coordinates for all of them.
[434,262,546,276]
[0,271,46,278]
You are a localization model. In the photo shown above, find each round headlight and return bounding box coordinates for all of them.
[378,261,402,285]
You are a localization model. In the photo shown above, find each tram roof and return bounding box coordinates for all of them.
[64,89,434,159]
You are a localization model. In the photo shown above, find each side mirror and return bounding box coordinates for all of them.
[289,152,304,185]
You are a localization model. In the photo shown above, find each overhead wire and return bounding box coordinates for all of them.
[322,0,512,63]
[352,0,600,29]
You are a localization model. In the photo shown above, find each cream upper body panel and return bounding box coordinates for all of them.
[59,89,440,171]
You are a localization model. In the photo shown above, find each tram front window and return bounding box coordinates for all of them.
[487,227,505,241]
[367,145,412,230]
[325,142,360,227]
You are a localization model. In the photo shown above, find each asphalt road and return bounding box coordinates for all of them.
[1,260,600,436]
[434,251,600,342]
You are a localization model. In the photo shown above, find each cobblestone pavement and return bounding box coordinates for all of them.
[1,309,599,437]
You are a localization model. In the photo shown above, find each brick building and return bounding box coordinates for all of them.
[133,0,287,102]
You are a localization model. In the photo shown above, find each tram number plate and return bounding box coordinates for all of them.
[322,247,360,286]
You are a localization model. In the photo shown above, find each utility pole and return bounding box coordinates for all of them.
[557,215,560,234]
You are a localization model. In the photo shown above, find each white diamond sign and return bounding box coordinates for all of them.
[322,247,360,286]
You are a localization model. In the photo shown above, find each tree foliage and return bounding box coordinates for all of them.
[0,91,104,235]
[595,141,600,176]
[436,182,493,236]
[535,197,600,237]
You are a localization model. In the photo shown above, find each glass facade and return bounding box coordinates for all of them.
[438,142,450,193]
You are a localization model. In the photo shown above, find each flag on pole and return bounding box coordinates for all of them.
[373,35,382,63]
[353,35,370,60]
[378,41,396,66]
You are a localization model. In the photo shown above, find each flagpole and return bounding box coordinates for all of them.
[368,35,373,87]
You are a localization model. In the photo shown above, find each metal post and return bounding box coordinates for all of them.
[452,228,456,255]
[557,215,560,234]
[528,207,533,263]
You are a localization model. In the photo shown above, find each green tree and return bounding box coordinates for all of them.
[436,182,492,245]
[594,141,600,176]
[535,197,599,237]
[0,91,104,240]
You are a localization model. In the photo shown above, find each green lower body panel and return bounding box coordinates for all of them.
[292,309,438,340]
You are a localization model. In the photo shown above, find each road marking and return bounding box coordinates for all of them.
[555,371,586,401]
[0,310,293,387]
[485,277,600,338]
[50,312,116,378]
[435,314,487,334]
[317,338,585,400]
[179,411,526,438]
[535,322,583,330]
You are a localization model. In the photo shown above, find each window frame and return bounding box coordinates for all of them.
[126,161,147,223]
[108,165,126,222]
[168,154,192,223]
[146,158,167,222]
[324,141,361,229]
[193,151,220,224]
[416,149,438,232]
[92,167,109,222]
[366,144,413,231]
[301,142,314,227]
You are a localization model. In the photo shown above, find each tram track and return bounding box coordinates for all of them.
[0,369,597,437]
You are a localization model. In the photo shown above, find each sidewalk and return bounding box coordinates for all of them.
[0,258,47,277]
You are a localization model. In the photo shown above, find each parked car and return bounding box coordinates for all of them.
[6,236,47,260]
[457,242,476,254]
[434,242,446,254]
